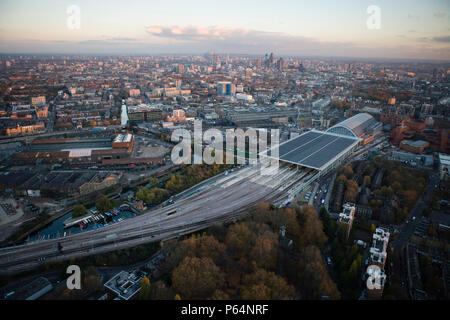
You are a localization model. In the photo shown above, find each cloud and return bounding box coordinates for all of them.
[107,37,138,41]
[432,36,450,42]
[434,12,446,18]
[146,25,274,42]
[415,35,450,43]
[77,38,140,45]
[142,25,450,61]
[1,25,449,61]
[77,40,114,45]
[145,25,354,52]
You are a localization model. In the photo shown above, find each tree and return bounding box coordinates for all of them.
[320,207,337,239]
[423,207,431,217]
[249,231,278,270]
[336,174,348,184]
[297,206,328,249]
[225,223,254,258]
[96,195,113,213]
[240,283,273,300]
[211,289,230,300]
[72,204,87,218]
[344,180,359,203]
[363,176,371,187]
[296,246,341,299]
[332,100,351,110]
[136,187,169,205]
[148,177,159,187]
[402,190,419,210]
[241,269,296,300]
[139,276,151,300]
[179,234,227,266]
[44,266,103,300]
[250,204,301,241]
[172,257,224,299]
[150,280,174,300]
[427,226,438,238]
[343,165,354,179]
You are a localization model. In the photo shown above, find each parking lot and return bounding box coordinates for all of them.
[0,197,24,226]
[134,136,170,159]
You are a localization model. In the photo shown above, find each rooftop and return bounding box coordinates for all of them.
[113,133,133,143]
[401,140,429,148]
[327,113,378,138]
[439,153,450,166]
[369,228,390,265]
[104,270,144,300]
[267,130,359,171]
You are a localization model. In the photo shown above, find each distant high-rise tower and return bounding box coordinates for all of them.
[121,101,129,127]
[174,64,184,74]
[269,53,274,67]
[255,58,261,69]
[277,58,285,71]
[217,81,235,96]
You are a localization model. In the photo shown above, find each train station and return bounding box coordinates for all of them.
[264,113,381,202]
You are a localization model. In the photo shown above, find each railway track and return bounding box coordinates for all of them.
[0,164,304,274]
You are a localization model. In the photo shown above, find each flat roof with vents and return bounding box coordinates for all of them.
[113,134,133,143]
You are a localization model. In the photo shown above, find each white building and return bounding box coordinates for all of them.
[121,102,129,127]
[439,153,450,181]
[236,93,254,101]
[366,265,387,299]
[369,228,390,269]
[338,203,356,239]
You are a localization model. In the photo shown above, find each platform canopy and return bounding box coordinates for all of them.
[266,130,360,171]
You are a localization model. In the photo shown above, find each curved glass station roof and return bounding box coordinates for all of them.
[326,113,377,138]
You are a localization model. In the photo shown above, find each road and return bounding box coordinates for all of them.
[393,172,438,252]
[312,173,335,213]
[0,164,310,274]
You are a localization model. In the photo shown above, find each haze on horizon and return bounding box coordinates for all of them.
[0,0,449,61]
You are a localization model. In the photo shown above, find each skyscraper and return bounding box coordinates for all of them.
[217,81,236,96]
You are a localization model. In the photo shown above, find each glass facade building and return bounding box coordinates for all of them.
[326,113,378,138]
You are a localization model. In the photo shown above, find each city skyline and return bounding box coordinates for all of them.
[0,0,449,61]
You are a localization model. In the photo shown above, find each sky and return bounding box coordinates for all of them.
[0,0,449,60]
